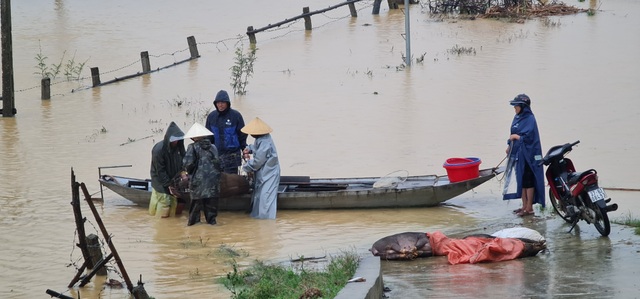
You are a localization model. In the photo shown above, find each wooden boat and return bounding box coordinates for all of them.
[98,167,504,210]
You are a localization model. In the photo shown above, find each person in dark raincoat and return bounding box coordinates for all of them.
[182,123,223,225]
[503,94,545,216]
[241,117,280,219]
[149,121,185,218]
[205,90,248,174]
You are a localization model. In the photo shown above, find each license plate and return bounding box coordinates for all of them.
[588,188,607,203]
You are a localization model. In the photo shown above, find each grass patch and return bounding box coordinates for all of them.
[220,250,359,299]
[612,213,640,235]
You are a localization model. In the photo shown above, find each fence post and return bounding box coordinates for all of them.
[372,0,382,14]
[91,67,101,87]
[247,26,256,44]
[187,36,199,59]
[1,0,16,117]
[86,234,107,276]
[348,2,358,17]
[141,51,151,73]
[303,7,312,30]
[41,77,50,100]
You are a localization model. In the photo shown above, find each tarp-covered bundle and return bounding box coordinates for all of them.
[370,228,546,263]
[428,231,527,265]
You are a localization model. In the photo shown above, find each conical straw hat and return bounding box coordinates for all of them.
[184,123,213,139]
[241,117,273,135]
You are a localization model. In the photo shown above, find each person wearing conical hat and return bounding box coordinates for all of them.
[149,121,185,218]
[241,117,280,219]
[182,123,223,225]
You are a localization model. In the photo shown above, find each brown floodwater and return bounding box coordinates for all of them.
[1,0,639,298]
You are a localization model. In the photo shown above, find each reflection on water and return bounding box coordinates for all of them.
[2,0,640,298]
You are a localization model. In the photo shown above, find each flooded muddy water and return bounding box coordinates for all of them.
[1,0,639,298]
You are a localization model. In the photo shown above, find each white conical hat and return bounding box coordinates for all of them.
[184,123,213,139]
[241,117,273,135]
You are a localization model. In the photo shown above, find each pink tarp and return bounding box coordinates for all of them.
[427,231,526,265]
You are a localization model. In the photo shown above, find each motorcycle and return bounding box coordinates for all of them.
[542,140,618,237]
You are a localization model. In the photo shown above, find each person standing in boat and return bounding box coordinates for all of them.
[241,117,280,219]
[149,121,185,218]
[503,94,545,217]
[182,123,223,226]
[205,90,248,174]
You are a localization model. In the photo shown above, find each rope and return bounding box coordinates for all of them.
[495,140,513,182]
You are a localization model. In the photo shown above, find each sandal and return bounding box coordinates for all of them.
[517,210,535,217]
[513,208,523,214]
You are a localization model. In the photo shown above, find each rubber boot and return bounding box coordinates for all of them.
[188,199,202,226]
[205,197,219,225]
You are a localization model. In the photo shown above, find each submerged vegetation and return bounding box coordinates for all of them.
[34,41,89,81]
[230,45,258,95]
[220,250,359,299]
[448,45,477,56]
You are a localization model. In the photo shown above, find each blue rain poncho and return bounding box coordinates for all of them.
[502,105,545,207]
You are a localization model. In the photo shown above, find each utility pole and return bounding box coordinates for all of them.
[404,0,411,66]
[1,0,16,117]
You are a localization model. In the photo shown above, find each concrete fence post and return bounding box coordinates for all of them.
[187,36,199,59]
[247,26,256,44]
[348,2,358,17]
[41,77,50,100]
[303,7,312,30]
[141,51,151,73]
[91,67,101,87]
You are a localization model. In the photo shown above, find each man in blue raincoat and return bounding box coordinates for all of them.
[205,90,248,174]
[503,94,545,216]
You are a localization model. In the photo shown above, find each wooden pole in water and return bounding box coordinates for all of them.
[45,289,74,299]
[1,0,16,117]
[303,7,312,30]
[71,169,94,269]
[79,182,135,293]
[41,77,50,100]
[132,275,151,299]
[67,259,89,288]
[141,51,151,73]
[79,253,114,286]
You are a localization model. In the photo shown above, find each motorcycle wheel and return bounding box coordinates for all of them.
[591,204,611,237]
[549,189,572,223]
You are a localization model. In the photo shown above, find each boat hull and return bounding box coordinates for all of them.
[98,167,502,210]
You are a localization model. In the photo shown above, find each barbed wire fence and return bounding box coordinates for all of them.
[11,0,377,100]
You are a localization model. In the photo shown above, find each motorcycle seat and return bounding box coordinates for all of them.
[567,169,597,185]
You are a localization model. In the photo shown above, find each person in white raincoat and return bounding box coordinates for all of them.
[241,117,280,219]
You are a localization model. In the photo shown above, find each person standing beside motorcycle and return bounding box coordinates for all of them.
[504,94,545,217]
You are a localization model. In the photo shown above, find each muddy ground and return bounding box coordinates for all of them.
[380,195,640,298]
